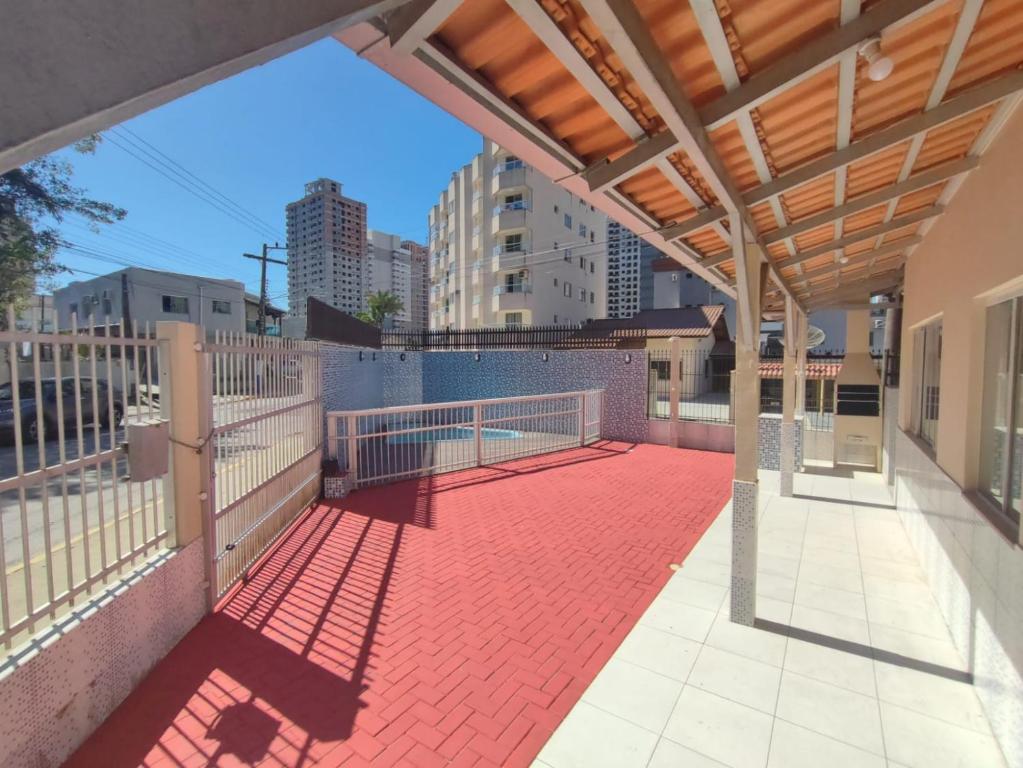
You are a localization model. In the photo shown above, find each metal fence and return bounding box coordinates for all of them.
[327,390,603,489]
[381,325,648,350]
[205,331,322,599]
[647,349,734,424]
[0,310,164,650]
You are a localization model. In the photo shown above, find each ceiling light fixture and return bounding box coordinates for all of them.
[839,255,851,264]
[859,37,894,82]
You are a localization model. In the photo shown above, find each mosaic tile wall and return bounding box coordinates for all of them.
[757,414,803,471]
[419,351,649,444]
[0,540,207,768]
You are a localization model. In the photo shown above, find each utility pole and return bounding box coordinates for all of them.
[243,243,287,336]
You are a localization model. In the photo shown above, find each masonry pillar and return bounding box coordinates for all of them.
[780,298,798,497]
[730,214,767,626]
[157,321,215,607]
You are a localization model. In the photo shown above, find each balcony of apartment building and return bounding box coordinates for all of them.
[492,194,530,234]
[491,155,528,195]
[491,272,532,312]
[492,234,531,272]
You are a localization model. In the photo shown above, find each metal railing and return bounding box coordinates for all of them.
[327,390,603,489]
[647,349,734,425]
[205,331,322,598]
[0,310,164,651]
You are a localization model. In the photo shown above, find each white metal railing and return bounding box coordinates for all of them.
[494,283,532,295]
[0,309,164,651]
[205,331,322,598]
[493,200,529,214]
[327,390,603,489]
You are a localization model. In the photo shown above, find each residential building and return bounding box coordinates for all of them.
[53,267,245,334]
[363,230,428,330]
[402,239,429,331]
[651,257,737,331]
[606,221,656,318]
[243,293,285,335]
[428,140,607,329]
[285,177,368,323]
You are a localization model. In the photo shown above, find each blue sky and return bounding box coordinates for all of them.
[50,38,481,306]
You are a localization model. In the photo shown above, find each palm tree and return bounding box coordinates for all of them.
[356,291,405,327]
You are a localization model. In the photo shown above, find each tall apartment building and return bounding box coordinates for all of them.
[428,140,607,329]
[402,240,429,331]
[363,231,428,330]
[606,221,657,318]
[285,178,367,322]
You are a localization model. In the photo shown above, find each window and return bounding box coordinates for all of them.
[579,288,586,303]
[590,291,595,304]
[553,277,558,287]
[912,321,942,450]
[505,312,523,328]
[553,314,558,324]
[212,300,232,315]
[504,233,523,252]
[579,256,585,269]
[564,282,572,298]
[162,295,189,315]
[579,224,587,238]
[69,302,78,318]
[590,262,595,274]
[564,214,572,230]
[978,296,1022,529]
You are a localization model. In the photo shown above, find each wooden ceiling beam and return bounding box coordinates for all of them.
[799,271,904,306]
[577,0,805,309]
[387,0,463,54]
[775,206,942,269]
[793,238,917,282]
[657,205,728,240]
[698,0,941,130]
[582,130,679,192]
[763,156,976,244]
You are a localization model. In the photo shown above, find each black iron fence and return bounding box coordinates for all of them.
[381,324,646,351]
[647,349,734,424]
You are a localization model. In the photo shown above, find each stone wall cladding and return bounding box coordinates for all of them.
[758,414,803,471]
[0,540,206,768]
[421,350,649,443]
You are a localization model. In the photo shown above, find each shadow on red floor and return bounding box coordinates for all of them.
[65,441,733,768]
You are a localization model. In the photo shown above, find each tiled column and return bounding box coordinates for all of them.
[780,298,798,497]
[729,214,765,626]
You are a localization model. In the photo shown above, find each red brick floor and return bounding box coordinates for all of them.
[65,441,733,768]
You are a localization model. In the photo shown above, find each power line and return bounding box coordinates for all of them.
[115,126,286,240]
[104,132,283,242]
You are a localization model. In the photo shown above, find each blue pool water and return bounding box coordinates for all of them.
[387,426,522,444]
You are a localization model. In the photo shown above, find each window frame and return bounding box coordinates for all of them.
[911,320,942,452]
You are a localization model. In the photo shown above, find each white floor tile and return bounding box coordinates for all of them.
[874,660,991,734]
[678,557,732,587]
[640,598,717,643]
[537,701,658,768]
[783,637,876,698]
[756,572,797,603]
[662,687,774,768]
[797,561,865,593]
[704,613,788,667]
[867,624,965,671]
[647,739,729,768]
[767,719,885,768]
[789,604,871,645]
[614,624,702,682]
[758,553,802,581]
[582,658,684,734]
[687,645,782,714]
[775,671,884,756]
[865,594,952,640]
[880,702,1007,768]
[794,581,868,621]
[660,575,729,612]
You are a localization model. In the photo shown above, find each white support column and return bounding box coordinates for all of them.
[729,214,765,626]
[669,336,681,447]
[795,310,808,419]
[780,298,798,497]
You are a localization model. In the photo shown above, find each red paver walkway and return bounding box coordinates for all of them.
[66,441,733,768]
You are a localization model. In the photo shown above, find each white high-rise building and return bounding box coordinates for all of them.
[285,178,367,322]
[428,140,607,329]
[363,230,427,329]
[606,221,657,318]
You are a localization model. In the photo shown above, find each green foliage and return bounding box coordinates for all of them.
[359,291,405,327]
[0,135,126,321]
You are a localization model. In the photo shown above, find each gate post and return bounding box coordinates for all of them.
[158,321,215,607]
[669,336,681,447]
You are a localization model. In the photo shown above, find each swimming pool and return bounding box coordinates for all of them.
[387,426,523,444]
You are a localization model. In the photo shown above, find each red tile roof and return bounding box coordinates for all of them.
[759,361,842,380]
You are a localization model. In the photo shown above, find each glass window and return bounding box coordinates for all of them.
[212,299,232,315]
[564,214,572,230]
[563,282,572,298]
[913,321,942,450]
[162,295,190,314]
[978,296,1022,526]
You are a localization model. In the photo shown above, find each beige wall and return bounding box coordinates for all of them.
[899,104,1023,488]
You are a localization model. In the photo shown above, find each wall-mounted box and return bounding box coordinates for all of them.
[124,419,170,482]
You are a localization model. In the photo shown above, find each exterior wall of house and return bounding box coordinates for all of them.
[428,140,608,329]
[53,268,245,334]
[893,105,1023,767]
[0,540,207,768]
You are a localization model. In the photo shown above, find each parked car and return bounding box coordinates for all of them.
[0,378,124,444]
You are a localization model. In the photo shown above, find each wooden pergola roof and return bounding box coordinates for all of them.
[341,0,1023,313]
